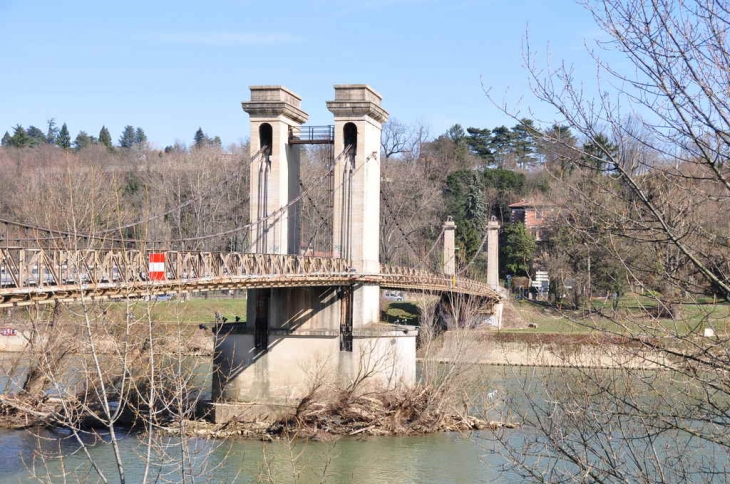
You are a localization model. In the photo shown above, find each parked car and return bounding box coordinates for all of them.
[61,265,91,285]
[384,291,404,301]
[100,267,121,283]
[24,266,57,286]
[0,267,16,287]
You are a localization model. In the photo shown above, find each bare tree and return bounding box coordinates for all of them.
[490,0,730,481]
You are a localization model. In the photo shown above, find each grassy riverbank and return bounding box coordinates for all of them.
[0,294,248,326]
[503,295,730,336]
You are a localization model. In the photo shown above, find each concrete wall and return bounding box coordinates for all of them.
[214,331,416,403]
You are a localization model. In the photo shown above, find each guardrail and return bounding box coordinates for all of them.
[0,249,500,307]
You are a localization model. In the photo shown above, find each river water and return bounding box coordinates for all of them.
[0,363,726,483]
[0,362,535,483]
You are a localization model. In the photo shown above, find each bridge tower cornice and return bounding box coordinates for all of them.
[325,84,389,124]
[243,85,309,125]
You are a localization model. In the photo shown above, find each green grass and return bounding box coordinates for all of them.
[383,301,420,325]
[504,295,730,337]
[117,297,248,324]
[0,295,248,325]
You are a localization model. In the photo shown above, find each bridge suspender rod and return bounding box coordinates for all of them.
[339,286,353,352]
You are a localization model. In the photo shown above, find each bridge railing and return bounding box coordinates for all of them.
[379,264,500,298]
[0,248,351,289]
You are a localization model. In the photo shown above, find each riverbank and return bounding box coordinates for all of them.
[421,331,672,369]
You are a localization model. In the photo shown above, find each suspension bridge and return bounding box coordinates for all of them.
[0,85,502,412]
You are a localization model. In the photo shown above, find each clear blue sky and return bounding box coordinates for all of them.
[0,0,603,148]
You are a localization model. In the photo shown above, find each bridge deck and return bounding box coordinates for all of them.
[0,249,499,308]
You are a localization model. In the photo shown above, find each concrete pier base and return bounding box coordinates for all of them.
[212,322,417,423]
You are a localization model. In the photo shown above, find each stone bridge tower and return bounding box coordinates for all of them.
[212,85,415,416]
[327,85,388,333]
[243,86,308,255]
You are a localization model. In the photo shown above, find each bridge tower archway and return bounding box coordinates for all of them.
[243,86,308,255]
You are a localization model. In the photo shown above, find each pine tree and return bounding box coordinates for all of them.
[511,119,538,169]
[46,118,59,144]
[10,125,29,148]
[26,126,47,147]
[500,222,536,277]
[210,135,222,148]
[466,127,494,164]
[99,126,113,150]
[56,123,71,150]
[490,126,514,169]
[1,131,11,147]
[119,125,136,148]
[134,127,147,149]
[193,127,206,149]
[582,133,618,173]
[74,131,92,150]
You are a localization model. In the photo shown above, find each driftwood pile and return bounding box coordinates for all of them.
[173,386,519,440]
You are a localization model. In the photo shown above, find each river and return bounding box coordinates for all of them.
[0,362,534,483]
[0,362,726,483]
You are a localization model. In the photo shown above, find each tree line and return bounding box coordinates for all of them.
[1,120,222,153]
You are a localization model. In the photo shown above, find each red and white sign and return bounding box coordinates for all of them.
[149,253,166,281]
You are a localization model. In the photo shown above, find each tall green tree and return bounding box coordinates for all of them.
[193,127,207,149]
[490,126,514,168]
[119,125,136,148]
[500,222,536,277]
[538,123,578,173]
[134,127,147,149]
[56,123,71,150]
[445,124,466,145]
[9,125,29,148]
[511,118,538,169]
[98,126,113,150]
[1,131,10,147]
[74,131,92,150]
[466,127,494,164]
[582,132,618,172]
[46,118,59,144]
[445,171,487,262]
[26,126,47,147]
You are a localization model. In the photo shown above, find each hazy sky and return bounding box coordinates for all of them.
[0,0,606,148]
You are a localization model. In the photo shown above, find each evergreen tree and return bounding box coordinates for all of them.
[99,126,113,150]
[9,125,29,148]
[446,124,466,145]
[500,222,537,277]
[582,132,618,172]
[538,124,578,173]
[134,127,148,149]
[193,127,206,149]
[466,127,494,164]
[74,131,92,150]
[119,125,136,148]
[210,135,222,148]
[444,171,486,262]
[1,131,10,147]
[26,126,47,147]
[511,118,538,169]
[46,118,59,144]
[490,126,514,168]
[56,123,71,150]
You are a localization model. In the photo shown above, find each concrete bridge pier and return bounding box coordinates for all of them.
[211,85,417,421]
